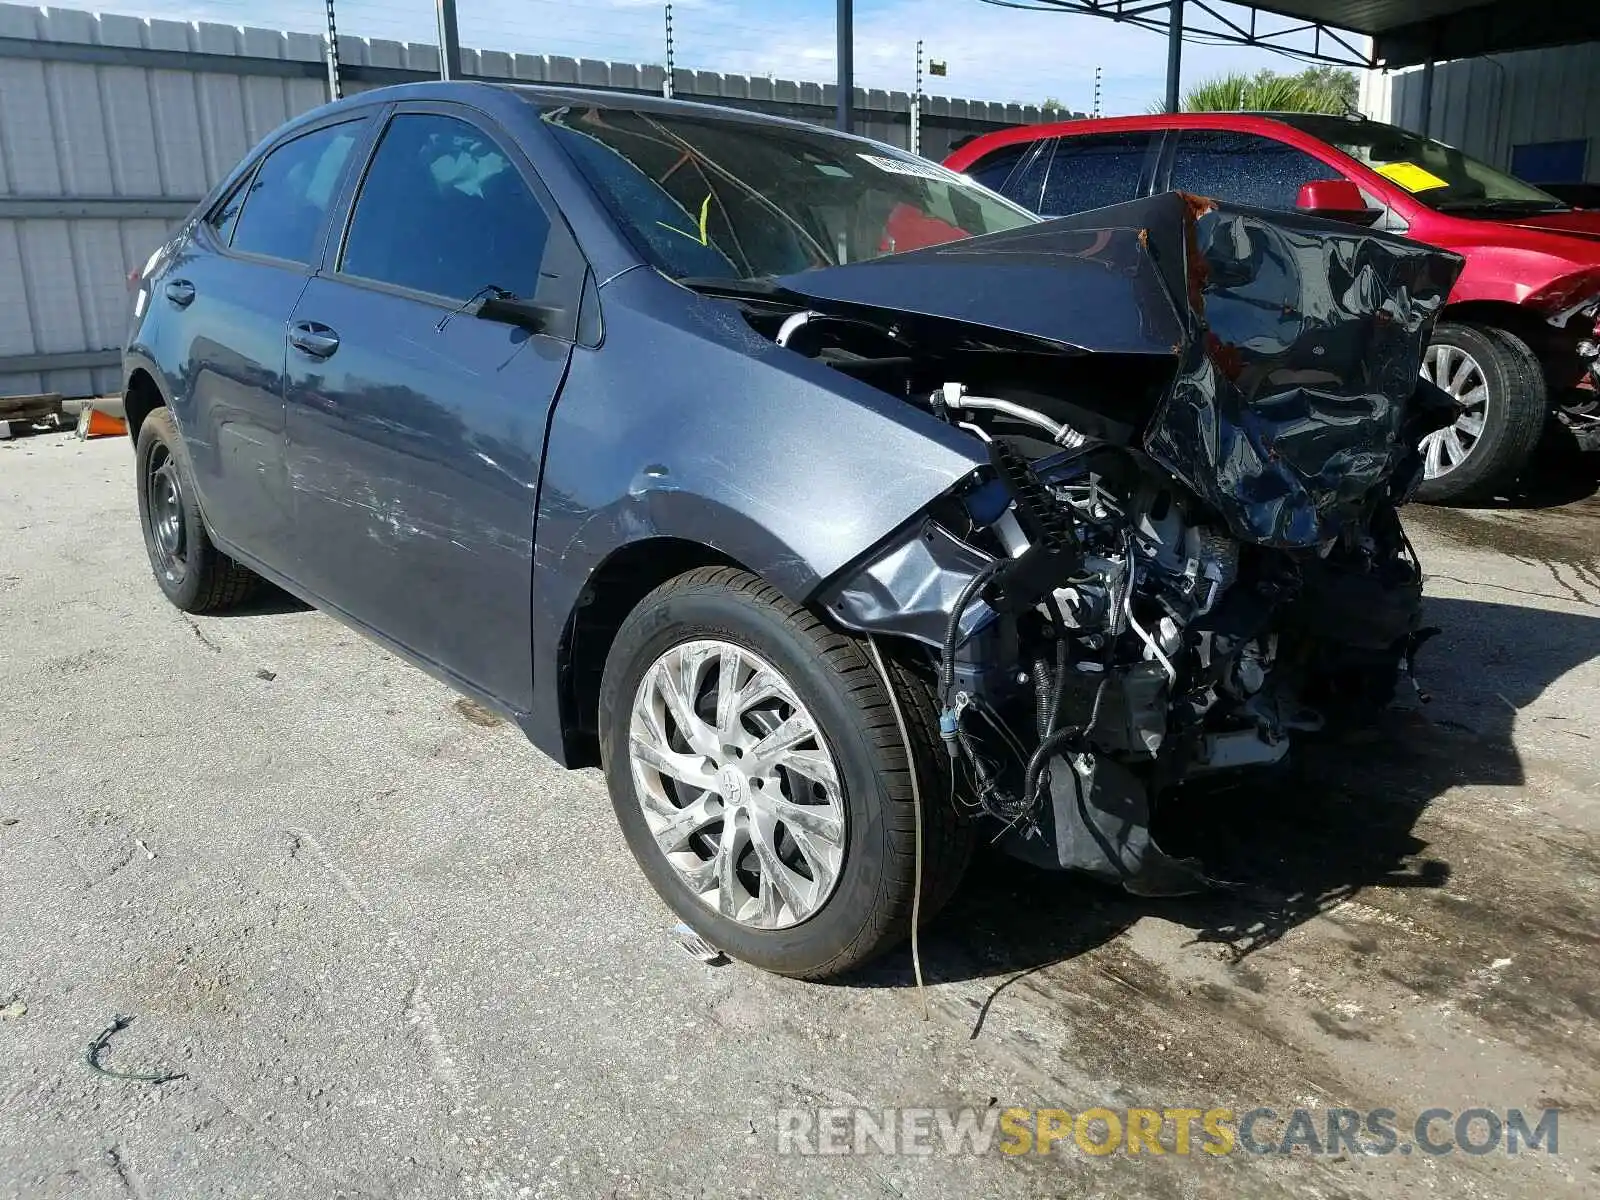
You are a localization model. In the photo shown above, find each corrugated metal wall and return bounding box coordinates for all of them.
[1361,42,1600,182]
[0,3,1063,401]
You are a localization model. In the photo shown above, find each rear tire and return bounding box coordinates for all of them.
[599,566,973,979]
[1415,322,1547,505]
[135,408,260,613]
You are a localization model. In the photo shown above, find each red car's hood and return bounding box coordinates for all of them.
[1499,208,1600,244]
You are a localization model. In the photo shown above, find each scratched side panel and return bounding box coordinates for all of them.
[284,277,568,712]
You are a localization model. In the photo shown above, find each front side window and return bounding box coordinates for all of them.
[1275,115,1569,215]
[1169,129,1339,212]
[1039,133,1151,216]
[229,122,359,263]
[340,113,551,302]
[542,105,1034,281]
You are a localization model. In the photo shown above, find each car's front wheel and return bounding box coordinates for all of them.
[135,408,260,612]
[1414,322,1547,504]
[599,566,973,979]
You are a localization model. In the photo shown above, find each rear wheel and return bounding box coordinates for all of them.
[599,566,973,979]
[1415,322,1547,504]
[135,408,260,612]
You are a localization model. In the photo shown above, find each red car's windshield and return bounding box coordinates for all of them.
[1277,115,1569,216]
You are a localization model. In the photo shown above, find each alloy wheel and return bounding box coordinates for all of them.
[1419,342,1491,479]
[628,639,847,930]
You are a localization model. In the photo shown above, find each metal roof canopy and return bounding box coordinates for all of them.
[973,1,1600,69]
[833,1,1600,132]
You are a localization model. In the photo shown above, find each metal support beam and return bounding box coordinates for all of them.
[1418,58,1435,138]
[910,39,923,156]
[0,349,121,375]
[436,0,462,81]
[836,0,853,132]
[1165,0,1183,113]
[977,1,1371,69]
[0,197,199,219]
[324,0,342,100]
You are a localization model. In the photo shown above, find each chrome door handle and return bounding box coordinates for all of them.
[164,279,195,307]
[288,322,340,359]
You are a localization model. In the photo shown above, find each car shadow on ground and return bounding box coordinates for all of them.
[836,596,1600,996]
[1475,420,1599,509]
[206,582,312,618]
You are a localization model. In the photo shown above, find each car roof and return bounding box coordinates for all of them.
[304,79,875,140]
[945,110,1372,168]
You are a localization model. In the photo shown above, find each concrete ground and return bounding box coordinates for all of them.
[2,432,1597,1199]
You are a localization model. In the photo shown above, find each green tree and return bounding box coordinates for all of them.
[1153,66,1357,114]
[1292,65,1359,111]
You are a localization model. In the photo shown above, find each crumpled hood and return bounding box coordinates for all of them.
[780,192,1465,548]
[778,214,1185,357]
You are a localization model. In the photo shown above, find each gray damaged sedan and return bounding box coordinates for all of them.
[122,83,1464,977]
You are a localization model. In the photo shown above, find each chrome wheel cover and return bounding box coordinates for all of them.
[628,639,846,930]
[1419,341,1490,479]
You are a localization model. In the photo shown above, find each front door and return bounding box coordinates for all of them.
[283,105,582,711]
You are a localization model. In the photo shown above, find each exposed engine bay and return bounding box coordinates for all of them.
[695,192,1466,893]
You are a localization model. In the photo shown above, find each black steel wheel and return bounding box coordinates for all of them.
[134,407,260,613]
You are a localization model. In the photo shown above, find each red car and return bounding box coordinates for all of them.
[947,113,1600,502]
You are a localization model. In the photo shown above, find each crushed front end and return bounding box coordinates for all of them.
[742,193,1466,891]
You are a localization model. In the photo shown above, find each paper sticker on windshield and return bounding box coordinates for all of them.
[1374,162,1449,193]
[858,153,951,181]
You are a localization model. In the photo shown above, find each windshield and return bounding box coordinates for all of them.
[540,104,1036,281]
[1278,115,1569,215]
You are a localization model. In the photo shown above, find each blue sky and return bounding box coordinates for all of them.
[96,0,1362,112]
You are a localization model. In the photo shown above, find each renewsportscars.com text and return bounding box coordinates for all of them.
[776,1105,1560,1158]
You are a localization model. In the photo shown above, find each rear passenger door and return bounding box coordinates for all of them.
[283,103,586,711]
[167,116,369,571]
[1164,128,1346,211]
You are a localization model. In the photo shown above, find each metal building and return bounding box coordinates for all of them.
[1363,42,1600,186]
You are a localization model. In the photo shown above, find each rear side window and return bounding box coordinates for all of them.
[340,113,551,302]
[963,142,1029,193]
[208,174,250,244]
[1169,130,1338,211]
[230,123,360,263]
[1039,133,1151,215]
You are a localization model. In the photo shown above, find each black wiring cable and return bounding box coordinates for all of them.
[939,561,1003,705]
[1032,654,1053,738]
[1020,667,1112,814]
[971,698,1029,765]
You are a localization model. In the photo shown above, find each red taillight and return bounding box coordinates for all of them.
[127,268,142,292]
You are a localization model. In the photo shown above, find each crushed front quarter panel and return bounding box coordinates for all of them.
[781,192,1465,548]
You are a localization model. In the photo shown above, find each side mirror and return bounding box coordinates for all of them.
[470,293,564,333]
[1296,179,1383,226]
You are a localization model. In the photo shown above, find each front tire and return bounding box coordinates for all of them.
[135,408,259,613]
[599,566,972,979]
[1415,322,1547,504]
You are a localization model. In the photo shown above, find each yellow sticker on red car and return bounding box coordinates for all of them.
[1373,162,1449,192]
